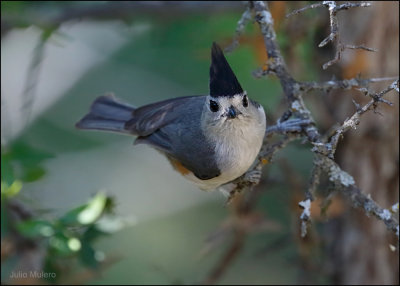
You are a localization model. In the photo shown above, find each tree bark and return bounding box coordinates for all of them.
[328,2,399,284]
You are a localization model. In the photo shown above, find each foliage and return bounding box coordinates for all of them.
[1,142,122,284]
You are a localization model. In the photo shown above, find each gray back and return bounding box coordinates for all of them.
[131,96,220,180]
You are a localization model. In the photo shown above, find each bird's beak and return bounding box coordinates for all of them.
[226,105,239,119]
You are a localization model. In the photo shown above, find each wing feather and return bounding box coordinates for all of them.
[125,96,200,136]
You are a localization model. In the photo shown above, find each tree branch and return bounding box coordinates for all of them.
[201,229,245,285]
[202,2,398,284]
[287,1,375,69]
[229,1,399,238]
[225,5,252,53]
[299,76,398,93]
[1,1,243,37]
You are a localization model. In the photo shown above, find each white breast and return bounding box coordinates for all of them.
[189,105,266,190]
[215,109,266,184]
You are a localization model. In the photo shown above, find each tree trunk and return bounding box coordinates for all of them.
[328,2,399,284]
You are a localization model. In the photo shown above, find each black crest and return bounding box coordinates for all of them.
[209,42,243,97]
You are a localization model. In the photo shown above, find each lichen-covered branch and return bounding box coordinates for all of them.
[225,5,252,53]
[299,76,398,93]
[229,1,399,238]
[316,156,399,235]
[326,81,397,157]
[203,1,398,284]
[299,199,312,238]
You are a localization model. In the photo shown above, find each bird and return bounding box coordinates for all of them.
[76,42,266,190]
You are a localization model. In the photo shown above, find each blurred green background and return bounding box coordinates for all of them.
[3,1,397,285]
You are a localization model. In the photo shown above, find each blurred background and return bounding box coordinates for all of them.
[1,1,398,285]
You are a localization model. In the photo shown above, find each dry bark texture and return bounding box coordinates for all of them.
[327,2,399,284]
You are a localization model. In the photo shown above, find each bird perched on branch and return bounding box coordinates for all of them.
[76,42,266,190]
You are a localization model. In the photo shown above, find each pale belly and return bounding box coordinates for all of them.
[183,125,265,190]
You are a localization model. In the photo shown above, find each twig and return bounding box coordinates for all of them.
[201,229,245,285]
[265,118,312,135]
[299,76,398,93]
[299,199,312,238]
[320,1,373,69]
[21,33,47,128]
[202,175,280,284]
[315,156,399,235]
[2,2,243,37]
[201,2,398,283]
[225,5,252,53]
[287,2,371,18]
[251,1,398,238]
[345,44,377,52]
[287,1,374,69]
[286,3,325,18]
[326,81,397,157]
[254,1,323,145]
[298,157,323,238]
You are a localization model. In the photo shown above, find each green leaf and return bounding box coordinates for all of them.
[1,200,9,236]
[1,152,14,186]
[16,219,54,238]
[67,237,82,252]
[95,214,134,234]
[21,166,46,182]
[59,205,87,226]
[1,180,23,198]
[59,192,111,226]
[43,256,59,283]
[82,225,107,243]
[49,234,73,256]
[2,142,53,184]
[8,141,54,167]
[79,243,99,268]
[77,192,108,225]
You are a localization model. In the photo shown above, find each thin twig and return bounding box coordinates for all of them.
[225,5,252,53]
[287,1,374,69]
[201,230,245,285]
[299,76,398,93]
[345,44,378,52]
[250,1,398,238]
[201,2,398,283]
[286,3,325,18]
[2,2,243,37]
[21,33,47,128]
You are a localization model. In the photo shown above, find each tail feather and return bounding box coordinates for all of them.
[76,95,135,134]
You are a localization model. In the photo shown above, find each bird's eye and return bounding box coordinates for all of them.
[242,95,248,107]
[209,100,219,112]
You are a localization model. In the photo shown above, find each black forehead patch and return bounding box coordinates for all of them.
[209,42,243,97]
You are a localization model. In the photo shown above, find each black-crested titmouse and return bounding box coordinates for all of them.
[76,43,266,190]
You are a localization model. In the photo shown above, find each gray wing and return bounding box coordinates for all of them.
[132,96,221,180]
[125,96,199,136]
